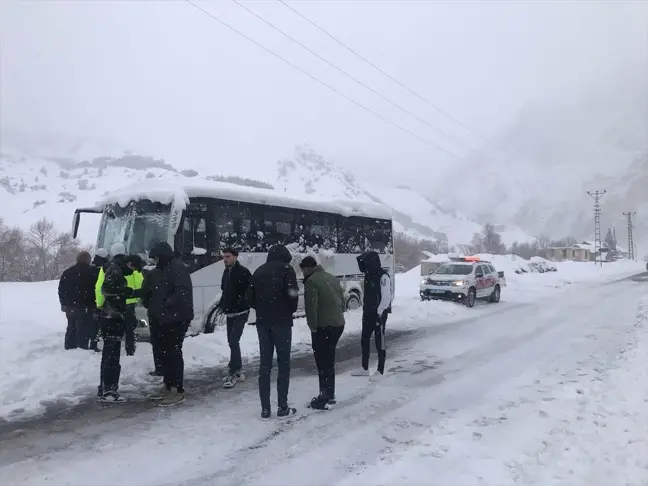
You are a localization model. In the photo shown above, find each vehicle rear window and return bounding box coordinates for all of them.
[435,264,473,275]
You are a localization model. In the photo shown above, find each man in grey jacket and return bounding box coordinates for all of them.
[300,256,345,410]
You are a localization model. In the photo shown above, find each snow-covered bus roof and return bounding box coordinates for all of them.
[96,179,392,220]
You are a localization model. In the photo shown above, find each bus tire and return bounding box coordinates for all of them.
[345,292,361,311]
[204,307,224,334]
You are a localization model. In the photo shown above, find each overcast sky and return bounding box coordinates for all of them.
[1,0,646,188]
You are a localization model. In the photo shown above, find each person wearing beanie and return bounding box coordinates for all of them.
[144,242,194,407]
[92,248,109,268]
[300,256,346,410]
[246,244,299,419]
[97,242,135,402]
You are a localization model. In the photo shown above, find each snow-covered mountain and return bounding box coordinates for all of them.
[0,132,534,248]
[431,74,648,256]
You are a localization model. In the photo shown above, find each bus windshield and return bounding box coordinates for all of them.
[96,200,170,256]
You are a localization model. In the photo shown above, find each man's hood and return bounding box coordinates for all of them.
[357,251,382,274]
[267,245,292,264]
[151,242,175,268]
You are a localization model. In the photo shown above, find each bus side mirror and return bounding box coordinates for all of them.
[72,211,80,239]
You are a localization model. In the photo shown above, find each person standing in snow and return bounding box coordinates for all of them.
[92,248,109,269]
[352,250,392,381]
[89,248,110,351]
[300,256,345,410]
[123,254,144,356]
[140,259,164,377]
[145,242,194,407]
[218,248,252,389]
[247,244,299,419]
[58,251,97,350]
[98,243,136,402]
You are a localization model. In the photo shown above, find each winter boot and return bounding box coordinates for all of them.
[148,387,170,401]
[159,389,185,407]
[100,391,126,403]
[261,409,271,419]
[308,396,330,411]
[277,406,297,418]
[222,374,238,389]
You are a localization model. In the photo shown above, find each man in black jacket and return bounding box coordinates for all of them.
[247,245,299,419]
[140,264,163,378]
[98,243,135,402]
[58,251,97,350]
[219,247,252,389]
[144,242,194,407]
[353,251,392,381]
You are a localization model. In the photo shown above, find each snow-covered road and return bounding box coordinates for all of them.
[2,271,647,486]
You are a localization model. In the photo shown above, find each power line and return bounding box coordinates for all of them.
[231,0,468,152]
[277,0,485,141]
[622,211,636,260]
[184,0,460,158]
[587,190,606,266]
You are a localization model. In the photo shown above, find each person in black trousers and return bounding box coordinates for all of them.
[247,245,299,419]
[141,264,163,377]
[58,251,97,350]
[89,248,110,352]
[144,242,194,407]
[300,256,346,410]
[353,251,392,381]
[98,242,135,402]
[219,247,252,389]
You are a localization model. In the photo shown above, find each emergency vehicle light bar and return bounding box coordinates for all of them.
[463,256,481,262]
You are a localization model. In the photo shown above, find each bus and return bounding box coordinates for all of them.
[72,179,394,340]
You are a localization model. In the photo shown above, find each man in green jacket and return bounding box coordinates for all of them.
[300,256,346,410]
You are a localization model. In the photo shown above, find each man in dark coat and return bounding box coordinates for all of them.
[247,244,299,419]
[98,242,135,402]
[140,263,163,378]
[218,247,252,389]
[58,251,97,350]
[353,251,392,381]
[144,242,194,407]
[300,256,345,410]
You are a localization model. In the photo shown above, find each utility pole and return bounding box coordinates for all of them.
[587,190,606,265]
[622,211,636,260]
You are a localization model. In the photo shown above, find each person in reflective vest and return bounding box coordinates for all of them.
[123,255,144,356]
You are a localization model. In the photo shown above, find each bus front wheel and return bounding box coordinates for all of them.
[345,292,361,311]
[204,307,225,334]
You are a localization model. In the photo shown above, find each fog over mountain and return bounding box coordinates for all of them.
[1,0,646,255]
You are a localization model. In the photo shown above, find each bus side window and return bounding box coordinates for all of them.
[261,208,295,249]
[216,201,261,252]
[338,217,364,253]
[298,212,336,251]
[363,218,392,254]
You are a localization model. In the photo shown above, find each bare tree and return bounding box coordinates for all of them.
[481,223,506,255]
[393,233,438,273]
[29,219,59,281]
[0,218,84,282]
